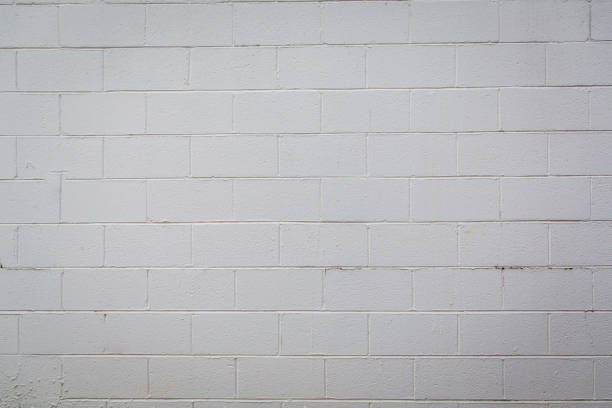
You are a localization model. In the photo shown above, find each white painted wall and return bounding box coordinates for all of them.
[1,0,612,406]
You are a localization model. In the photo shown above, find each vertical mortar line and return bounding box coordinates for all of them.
[497,88,501,130]
[367,224,372,266]
[144,93,149,134]
[317,176,322,221]
[15,226,19,266]
[231,3,235,47]
[233,270,237,310]
[275,47,280,87]
[277,223,281,266]
[412,357,416,399]
[101,137,105,178]
[60,357,64,399]
[456,223,460,266]
[454,45,458,87]
[145,269,150,310]
[364,133,369,177]
[544,44,548,86]
[455,133,459,176]
[409,90,413,132]
[589,176,593,220]
[188,136,192,177]
[589,0,593,41]
[363,46,368,88]
[277,312,281,356]
[366,313,371,355]
[14,50,18,89]
[60,269,64,310]
[14,135,18,178]
[276,135,281,176]
[546,313,551,354]
[145,179,149,222]
[501,267,505,310]
[496,0,501,42]
[318,2,323,44]
[321,268,326,310]
[146,357,150,398]
[456,313,460,354]
[58,173,63,222]
[408,178,413,222]
[234,357,239,398]
[56,5,60,46]
[547,223,552,266]
[501,358,505,399]
[588,89,592,130]
[546,134,550,176]
[231,178,235,219]
[189,313,193,354]
[58,94,62,136]
[190,224,194,266]
[144,5,148,45]
[186,48,191,88]
[591,269,595,312]
[319,91,323,133]
[102,224,106,267]
[323,358,327,398]
[16,313,20,354]
[411,270,415,310]
[101,48,105,91]
[593,358,596,398]
[497,177,502,220]
[231,93,235,133]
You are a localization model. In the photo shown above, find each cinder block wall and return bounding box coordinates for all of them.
[1,0,612,406]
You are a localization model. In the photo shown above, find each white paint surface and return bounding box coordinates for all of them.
[1,0,611,406]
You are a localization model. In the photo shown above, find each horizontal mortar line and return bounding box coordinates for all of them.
[4,220,612,225]
[3,39,612,49]
[4,175,612,182]
[2,266,601,270]
[2,85,612,93]
[1,177,603,184]
[7,0,419,3]
[1,265,602,268]
[65,404,597,406]
[2,310,611,314]
[10,0,439,3]
[0,265,606,269]
[0,264,612,271]
[56,398,603,403]
[47,175,611,181]
[0,222,601,225]
[57,397,612,402]
[56,177,612,183]
[3,130,612,136]
[8,354,612,358]
[6,130,612,136]
[62,400,612,404]
[6,84,612,92]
